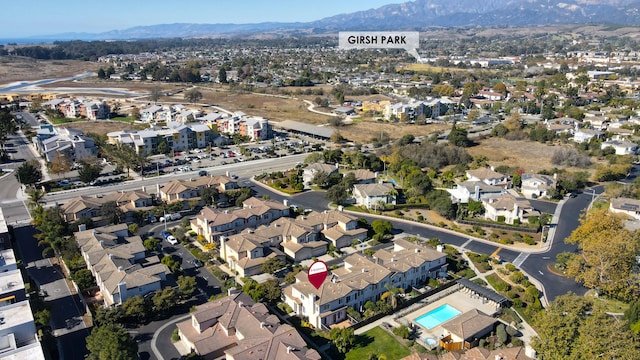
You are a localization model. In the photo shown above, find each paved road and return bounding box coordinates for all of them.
[41,153,309,206]
[13,225,90,360]
[520,186,604,302]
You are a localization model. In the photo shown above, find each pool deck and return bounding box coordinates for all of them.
[401,289,502,347]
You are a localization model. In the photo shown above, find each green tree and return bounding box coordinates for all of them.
[71,269,95,293]
[329,327,355,354]
[448,123,471,147]
[372,220,393,236]
[86,324,138,360]
[15,160,43,187]
[242,279,266,302]
[143,237,160,251]
[496,323,508,345]
[121,295,147,323]
[262,279,282,304]
[218,67,228,83]
[152,287,178,312]
[177,275,197,299]
[78,158,104,184]
[131,107,140,121]
[531,293,640,360]
[34,308,51,327]
[184,88,203,104]
[261,257,284,275]
[100,201,123,225]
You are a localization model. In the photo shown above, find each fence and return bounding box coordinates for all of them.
[350,280,460,331]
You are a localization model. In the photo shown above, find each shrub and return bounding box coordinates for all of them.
[505,263,517,272]
[392,325,410,339]
[509,271,526,284]
[171,328,180,342]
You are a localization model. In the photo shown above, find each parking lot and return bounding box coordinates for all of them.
[140,136,323,177]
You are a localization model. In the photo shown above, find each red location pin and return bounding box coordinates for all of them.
[308,260,328,289]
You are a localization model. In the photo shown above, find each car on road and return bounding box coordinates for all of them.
[160,230,172,239]
[189,259,203,268]
[166,235,178,245]
[198,170,208,176]
[160,213,182,222]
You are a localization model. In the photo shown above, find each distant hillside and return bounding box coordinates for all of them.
[20,0,640,41]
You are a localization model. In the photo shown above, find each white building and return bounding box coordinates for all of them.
[283,238,447,329]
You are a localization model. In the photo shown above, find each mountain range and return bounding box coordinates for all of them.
[26,0,640,41]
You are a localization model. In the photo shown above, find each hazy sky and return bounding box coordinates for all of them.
[1,0,403,38]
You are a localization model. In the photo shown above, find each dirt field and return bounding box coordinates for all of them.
[59,120,140,136]
[0,57,98,85]
[338,120,449,144]
[466,138,589,173]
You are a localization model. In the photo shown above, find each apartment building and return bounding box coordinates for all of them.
[176,292,320,360]
[191,197,290,243]
[107,122,216,154]
[32,125,97,162]
[0,246,45,360]
[283,238,447,329]
[74,224,169,306]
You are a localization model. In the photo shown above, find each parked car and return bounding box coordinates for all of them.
[160,230,172,239]
[160,213,182,222]
[57,180,71,187]
[166,235,178,245]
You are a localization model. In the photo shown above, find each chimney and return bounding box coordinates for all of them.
[78,223,87,232]
[490,166,495,171]
[283,199,289,206]
[361,268,366,273]
[238,301,244,308]
[117,266,123,271]
[260,322,265,329]
[287,346,294,354]
[436,245,444,253]
[415,248,420,253]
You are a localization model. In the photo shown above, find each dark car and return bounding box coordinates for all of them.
[160,230,171,239]
[189,259,204,268]
[199,170,208,176]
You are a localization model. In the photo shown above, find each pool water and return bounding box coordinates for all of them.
[414,304,461,330]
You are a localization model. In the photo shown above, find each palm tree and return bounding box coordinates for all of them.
[26,188,45,210]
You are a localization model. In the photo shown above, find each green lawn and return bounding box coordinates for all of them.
[110,116,134,122]
[345,327,411,360]
[50,117,81,124]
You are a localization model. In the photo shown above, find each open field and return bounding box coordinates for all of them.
[0,57,98,85]
[338,120,449,144]
[467,138,580,173]
[59,120,141,136]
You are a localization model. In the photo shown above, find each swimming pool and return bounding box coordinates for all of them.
[413,304,461,330]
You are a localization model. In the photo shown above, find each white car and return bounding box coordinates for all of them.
[166,235,178,245]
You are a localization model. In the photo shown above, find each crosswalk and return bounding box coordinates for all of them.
[512,252,530,267]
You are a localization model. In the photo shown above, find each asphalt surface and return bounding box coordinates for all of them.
[13,225,90,360]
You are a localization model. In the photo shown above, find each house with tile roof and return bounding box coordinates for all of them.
[440,309,497,351]
[466,167,508,186]
[74,224,169,306]
[191,197,290,243]
[447,180,505,204]
[352,183,397,209]
[176,292,320,360]
[302,163,338,186]
[60,190,153,222]
[347,169,378,184]
[482,194,539,224]
[609,197,640,221]
[521,174,557,199]
[283,238,446,329]
[159,176,239,204]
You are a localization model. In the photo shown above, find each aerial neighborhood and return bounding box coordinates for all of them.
[3,2,640,360]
